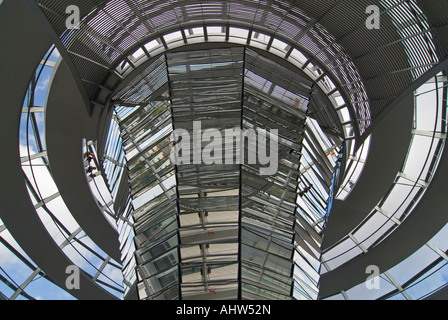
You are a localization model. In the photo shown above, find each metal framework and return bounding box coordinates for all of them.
[1,0,448,301]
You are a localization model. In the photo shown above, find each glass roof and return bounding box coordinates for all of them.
[3,0,447,301]
[321,73,448,300]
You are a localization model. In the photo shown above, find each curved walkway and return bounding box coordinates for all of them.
[0,0,118,299]
[319,93,448,298]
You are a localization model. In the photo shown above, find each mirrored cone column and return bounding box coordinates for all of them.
[167,46,310,300]
[168,47,244,300]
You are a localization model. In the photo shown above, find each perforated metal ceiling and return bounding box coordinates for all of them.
[34,0,447,140]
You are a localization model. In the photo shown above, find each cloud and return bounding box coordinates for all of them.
[36,76,50,93]
[0,238,22,266]
[50,50,60,61]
